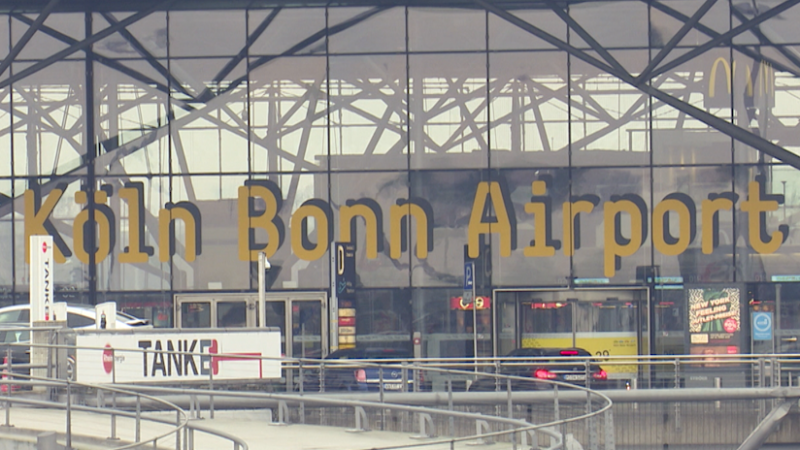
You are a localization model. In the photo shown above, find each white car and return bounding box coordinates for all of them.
[0,303,150,331]
[0,303,151,381]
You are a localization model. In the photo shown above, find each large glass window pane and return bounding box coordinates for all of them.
[0,180,11,290]
[652,166,734,283]
[490,52,569,168]
[737,165,798,283]
[331,171,409,288]
[409,170,485,288]
[168,10,245,58]
[12,62,85,177]
[354,289,411,350]
[249,8,325,56]
[249,56,327,172]
[569,1,647,49]
[492,169,570,287]
[408,8,485,52]
[488,8,565,51]
[409,54,488,170]
[652,48,733,166]
[95,176,169,291]
[328,55,408,171]
[94,60,169,176]
[0,84,10,178]
[414,287,491,359]
[571,167,652,283]
[93,12,167,59]
[328,7,404,54]
[12,13,82,60]
[569,51,650,166]
[13,177,89,291]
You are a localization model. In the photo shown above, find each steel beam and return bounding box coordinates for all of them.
[100,11,194,100]
[0,0,178,89]
[730,5,800,74]
[637,0,717,83]
[478,0,800,170]
[545,0,627,75]
[196,7,282,103]
[220,6,389,98]
[648,0,800,78]
[737,399,794,450]
[648,0,800,79]
[0,0,60,77]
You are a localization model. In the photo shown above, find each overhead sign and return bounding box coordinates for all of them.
[752,312,773,341]
[75,330,281,383]
[30,235,54,323]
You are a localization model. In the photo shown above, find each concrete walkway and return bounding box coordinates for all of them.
[0,407,521,450]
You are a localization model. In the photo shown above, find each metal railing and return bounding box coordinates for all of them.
[0,373,248,450]
[0,331,613,450]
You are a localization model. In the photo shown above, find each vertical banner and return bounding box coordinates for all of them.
[30,235,54,323]
[335,242,356,349]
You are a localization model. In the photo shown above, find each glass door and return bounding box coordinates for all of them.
[174,292,328,358]
[495,289,645,380]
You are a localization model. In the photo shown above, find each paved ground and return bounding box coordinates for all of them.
[0,406,523,450]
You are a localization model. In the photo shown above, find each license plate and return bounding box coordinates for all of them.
[563,374,586,381]
[383,383,402,390]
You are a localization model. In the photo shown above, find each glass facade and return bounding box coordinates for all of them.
[2,1,800,363]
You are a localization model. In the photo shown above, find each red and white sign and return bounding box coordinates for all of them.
[450,296,491,310]
[29,236,54,323]
[75,330,281,383]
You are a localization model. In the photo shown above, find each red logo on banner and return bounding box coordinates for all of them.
[723,318,738,333]
[42,242,47,253]
[102,344,114,374]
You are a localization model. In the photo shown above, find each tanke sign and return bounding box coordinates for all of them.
[75,330,281,383]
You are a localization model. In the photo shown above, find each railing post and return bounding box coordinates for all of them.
[209,364,215,419]
[553,384,560,422]
[587,390,598,450]
[604,409,616,450]
[447,379,454,437]
[507,379,516,450]
[299,360,305,424]
[66,379,72,450]
[135,395,142,442]
[319,360,325,393]
[175,410,181,450]
[4,348,11,428]
[379,365,385,431]
[401,362,408,393]
[673,358,680,389]
[347,406,370,432]
[110,390,118,440]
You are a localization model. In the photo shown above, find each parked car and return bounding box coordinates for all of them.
[298,347,415,392]
[469,347,608,391]
[0,303,151,379]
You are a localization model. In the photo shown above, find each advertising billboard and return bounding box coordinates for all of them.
[687,286,742,360]
[75,330,281,383]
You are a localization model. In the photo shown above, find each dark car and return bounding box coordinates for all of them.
[299,348,415,392]
[469,347,608,391]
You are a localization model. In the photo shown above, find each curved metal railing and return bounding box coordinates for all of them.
[0,373,249,450]
[0,335,613,450]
